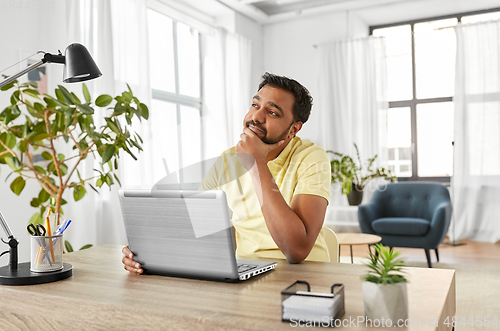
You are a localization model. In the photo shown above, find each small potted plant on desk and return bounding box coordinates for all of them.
[327,143,397,205]
[361,244,408,323]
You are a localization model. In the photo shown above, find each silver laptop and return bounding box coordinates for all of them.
[118,189,277,282]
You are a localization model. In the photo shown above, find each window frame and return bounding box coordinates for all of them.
[370,7,500,183]
[148,9,204,182]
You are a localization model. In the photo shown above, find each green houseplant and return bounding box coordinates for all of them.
[361,244,408,322]
[0,80,148,250]
[327,143,397,205]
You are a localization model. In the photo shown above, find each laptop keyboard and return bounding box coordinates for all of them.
[237,263,258,274]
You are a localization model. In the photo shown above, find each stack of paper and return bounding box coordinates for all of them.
[282,291,343,323]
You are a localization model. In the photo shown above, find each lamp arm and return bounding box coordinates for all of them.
[0,59,44,89]
[0,51,65,89]
[0,211,13,239]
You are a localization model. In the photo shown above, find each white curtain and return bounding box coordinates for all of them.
[65,0,150,249]
[202,28,252,159]
[317,37,388,208]
[451,20,500,243]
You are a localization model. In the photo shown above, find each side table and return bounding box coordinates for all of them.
[336,233,382,264]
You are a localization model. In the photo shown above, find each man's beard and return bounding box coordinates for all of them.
[245,120,294,145]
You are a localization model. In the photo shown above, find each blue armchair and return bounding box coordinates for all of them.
[358,182,452,267]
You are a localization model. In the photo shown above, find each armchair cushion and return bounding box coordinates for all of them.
[372,217,430,236]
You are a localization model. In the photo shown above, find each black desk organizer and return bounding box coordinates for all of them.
[281,280,345,327]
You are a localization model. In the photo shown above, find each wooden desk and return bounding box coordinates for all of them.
[0,245,455,330]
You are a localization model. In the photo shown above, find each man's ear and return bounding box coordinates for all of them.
[289,121,303,138]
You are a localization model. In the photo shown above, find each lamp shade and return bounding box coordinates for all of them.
[63,43,102,83]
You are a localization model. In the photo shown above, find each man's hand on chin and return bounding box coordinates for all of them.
[236,127,284,170]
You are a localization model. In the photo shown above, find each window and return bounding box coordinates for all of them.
[371,8,500,182]
[147,9,202,179]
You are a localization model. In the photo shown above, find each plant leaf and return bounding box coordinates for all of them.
[0,82,15,91]
[138,103,149,120]
[89,184,99,194]
[4,156,21,171]
[79,244,93,250]
[101,144,115,164]
[73,185,87,201]
[10,176,26,195]
[38,188,50,203]
[30,198,40,207]
[44,96,60,109]
[59,163,68,176]
[6,105,21,124]
[95,94,113,107]
[10,90,20,105]
[105,118,119,134]
[65,240,74,253]
[113,173,122,186]
[77,103,94,114]
[29,133,52,143]
[122,91,133,102]
[82,83,91,103]
[129,138,143,151]
[41,151,52,160]
[71,92,81,104]
[23,88,41,99]
[18,140,27,153]
[57,85,76,104]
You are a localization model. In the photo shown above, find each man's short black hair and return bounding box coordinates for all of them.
[258,72,313,124]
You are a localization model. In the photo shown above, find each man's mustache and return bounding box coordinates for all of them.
[245,120,267,135]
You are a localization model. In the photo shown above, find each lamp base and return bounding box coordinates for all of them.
[0,262,72,285]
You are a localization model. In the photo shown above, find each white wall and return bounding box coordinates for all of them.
[262,12,368,146]
[234,12,263,93]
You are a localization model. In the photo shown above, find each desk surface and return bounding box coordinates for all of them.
[0,245,455,330]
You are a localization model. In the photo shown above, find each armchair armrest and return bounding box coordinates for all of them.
[358,202,382,234]
[427,202,453,247]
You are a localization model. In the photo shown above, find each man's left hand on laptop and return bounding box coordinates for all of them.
[122,246,143,275]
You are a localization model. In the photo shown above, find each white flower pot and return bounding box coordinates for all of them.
[362,281,408,323]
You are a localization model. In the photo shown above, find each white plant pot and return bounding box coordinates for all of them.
[362,281,408,323]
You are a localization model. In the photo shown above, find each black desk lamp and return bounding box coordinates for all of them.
[0,43,102,88]
[0,43,101,285]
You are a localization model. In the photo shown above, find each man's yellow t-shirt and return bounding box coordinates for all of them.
[200,137,331,262]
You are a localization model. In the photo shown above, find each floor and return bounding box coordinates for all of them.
[339,237,500,266]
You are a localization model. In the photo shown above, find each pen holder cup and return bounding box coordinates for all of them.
[281,281,345,326]
[30,235,64,273]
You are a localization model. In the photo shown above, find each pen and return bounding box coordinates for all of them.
[55,219,71,235]
[55,220,67,235]
[61,220,71,233]
[53,220,71,247]
[45,214,55,262]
